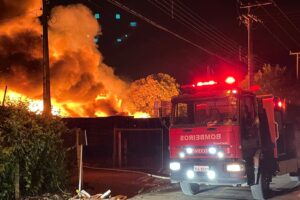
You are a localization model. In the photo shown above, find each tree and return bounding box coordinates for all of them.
[240,64,300,104]
[0,102,69,199]
[126,73,179,115]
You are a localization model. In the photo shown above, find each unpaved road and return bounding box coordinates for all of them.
[77,167,300,200]
[131,175,300,200]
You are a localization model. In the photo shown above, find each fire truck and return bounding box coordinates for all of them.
[169,76,300,199]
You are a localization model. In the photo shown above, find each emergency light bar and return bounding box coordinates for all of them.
[196,80,217,87]
[181,76,237,90]
[225,76,236,84]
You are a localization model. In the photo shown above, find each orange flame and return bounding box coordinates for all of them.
[0,4,150,118]
[0,89,150,118]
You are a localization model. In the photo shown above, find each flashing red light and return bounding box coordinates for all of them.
[232,89,238,94]
[278,101,283,108]
[225,76,236,84]
[250,85,260,92]
[196,80,217,87]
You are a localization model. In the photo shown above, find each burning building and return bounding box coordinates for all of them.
[0,0,149,118]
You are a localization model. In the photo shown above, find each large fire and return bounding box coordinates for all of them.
[0,2,150,118]
[0,88,150,118]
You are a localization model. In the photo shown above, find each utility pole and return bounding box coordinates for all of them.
[240,2,272,89]
[290,51,300,80]
[42,0,51,115]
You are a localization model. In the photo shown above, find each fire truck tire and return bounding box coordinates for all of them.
[179,181,199,195]
[250,171,271,200]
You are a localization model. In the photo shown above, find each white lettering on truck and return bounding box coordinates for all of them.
[180,134,221,141]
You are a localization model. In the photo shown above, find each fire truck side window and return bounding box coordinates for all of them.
[174,102,194,124]
[195,104,208,125]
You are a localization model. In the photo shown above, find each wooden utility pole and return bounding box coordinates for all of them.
[290,51,300,80]
[240,2,272,89]
[42,0,51,115]
[2,85,7,106]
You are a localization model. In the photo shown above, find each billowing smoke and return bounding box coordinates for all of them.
[0,1,129,116]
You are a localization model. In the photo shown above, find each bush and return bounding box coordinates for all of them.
[0,102,69,199]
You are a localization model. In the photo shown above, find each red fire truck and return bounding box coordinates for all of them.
[169,76,300,199]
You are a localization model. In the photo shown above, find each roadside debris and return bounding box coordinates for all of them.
[69,189,127,200]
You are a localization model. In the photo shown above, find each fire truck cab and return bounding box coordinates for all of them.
[169,77,300,199]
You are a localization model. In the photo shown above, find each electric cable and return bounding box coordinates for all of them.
[88,0,239,65]
[148,0,239,60]
[257,1,300,48]
[260,21,290,51]
[271,0,300,35]
[167,0,269,65]
[151,0,268,66]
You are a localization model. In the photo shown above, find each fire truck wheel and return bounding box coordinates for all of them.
[179,181,200,195]
[250,171,272,200]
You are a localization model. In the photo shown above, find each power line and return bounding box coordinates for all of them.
[271,0,300,35]
[150,0,267,67]
[173,0,269,65]
[260,21,290,50]
[175,0,241,50]
[90,0,238,65]
[148,0,239,60]
[257,1,300,48]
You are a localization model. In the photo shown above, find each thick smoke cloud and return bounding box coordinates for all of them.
[0,2,129,116]
[0,0,40,21]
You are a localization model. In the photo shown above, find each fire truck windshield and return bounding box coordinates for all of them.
[172,96,238,126]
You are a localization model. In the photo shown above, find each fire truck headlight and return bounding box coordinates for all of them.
[217,151,224,159]
[208,147,217,154]
[226,164,244,172]
[186,170,195,179]
[186,147,193,154]
[179,152,185,158]
[170,162,181,171]
[207,170,216,180]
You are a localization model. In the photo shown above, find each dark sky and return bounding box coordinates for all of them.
[52,0,300,84]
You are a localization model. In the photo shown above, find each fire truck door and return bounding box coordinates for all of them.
[240,96,259,151]
[262,97,278,158]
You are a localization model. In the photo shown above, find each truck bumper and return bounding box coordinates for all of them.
[170,159,247,185]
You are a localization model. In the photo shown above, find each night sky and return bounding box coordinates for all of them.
[52,0,300,84]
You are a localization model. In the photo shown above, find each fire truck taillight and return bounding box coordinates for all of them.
[274,98,286,110]
[278,101,283,108]
[225,76,236,84]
